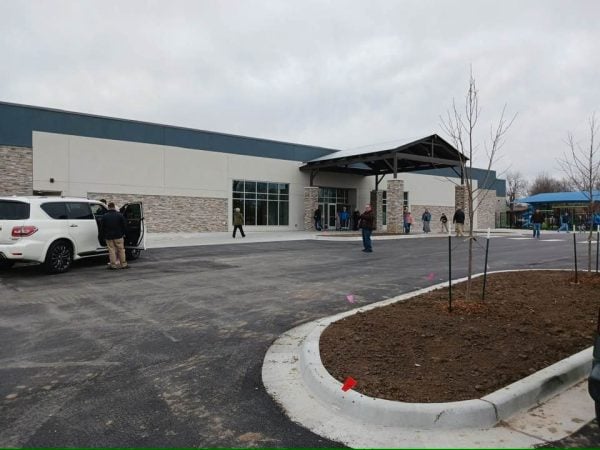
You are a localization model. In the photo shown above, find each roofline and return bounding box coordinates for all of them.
[0,100,339,153]
[303,134,467,165]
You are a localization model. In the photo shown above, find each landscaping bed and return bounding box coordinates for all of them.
[320,271,599,403]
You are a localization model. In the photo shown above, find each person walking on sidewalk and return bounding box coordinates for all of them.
[532,209,544,239]
[101,202,129,270]
[233,207,246,238]
[440,213,449,233]
[558,212,571,232]
[453,208,465,237]
[421,208,432,233]
[358,204,374,252]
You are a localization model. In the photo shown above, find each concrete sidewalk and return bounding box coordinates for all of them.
[145,228,531,249]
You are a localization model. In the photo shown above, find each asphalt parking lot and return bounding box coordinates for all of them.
[0,234,597,447]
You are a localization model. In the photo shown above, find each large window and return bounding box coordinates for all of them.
[232,180,289,226]
[318,187,349,205]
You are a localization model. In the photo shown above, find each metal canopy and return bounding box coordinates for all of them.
[300,134,467,184]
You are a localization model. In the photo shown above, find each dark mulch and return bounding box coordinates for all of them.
[320,271,599,403]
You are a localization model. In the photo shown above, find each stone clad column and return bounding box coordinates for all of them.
[370,190,383,231]
[455,185,470,228]
[386,179,404,234]
[304,186,319,231]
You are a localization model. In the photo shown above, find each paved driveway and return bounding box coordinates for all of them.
[0,235,596,447]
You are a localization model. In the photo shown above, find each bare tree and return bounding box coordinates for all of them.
[506,171,528,226]
[558,113,600,273]
[528,172,572,196]
[440,71,515,301]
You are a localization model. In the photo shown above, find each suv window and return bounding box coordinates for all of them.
[66,202,94,220]
[41,202,68,220]
[0,201,30,220]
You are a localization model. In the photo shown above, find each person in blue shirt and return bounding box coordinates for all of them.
[339,207,350,230]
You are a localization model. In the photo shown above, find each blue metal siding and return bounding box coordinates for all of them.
[0,101,337,161]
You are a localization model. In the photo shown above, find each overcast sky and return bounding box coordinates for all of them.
[1,0,599,181]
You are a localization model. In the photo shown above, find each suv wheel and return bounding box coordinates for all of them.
[126,248,141,260]
[44,240,73,274]
[0,260,15,270]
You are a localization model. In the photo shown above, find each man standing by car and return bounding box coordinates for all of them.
[102,202,129,269]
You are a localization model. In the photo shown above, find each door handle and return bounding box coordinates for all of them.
[70,224,78,228]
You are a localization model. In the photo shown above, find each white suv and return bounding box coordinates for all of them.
[0,196,145,273]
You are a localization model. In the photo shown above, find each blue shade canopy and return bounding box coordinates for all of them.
[518,191,600,204]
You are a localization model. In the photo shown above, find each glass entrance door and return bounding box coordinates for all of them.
[318,203,337,230]
[327,204,337,229]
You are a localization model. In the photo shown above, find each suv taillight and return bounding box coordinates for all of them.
[11,225,38,237]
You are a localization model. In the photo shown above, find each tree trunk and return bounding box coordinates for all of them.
[465,190,475,301]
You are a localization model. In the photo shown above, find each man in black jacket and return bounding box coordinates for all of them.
[102,202,129,269]
[359,204,374,252]
[453,208,465,237]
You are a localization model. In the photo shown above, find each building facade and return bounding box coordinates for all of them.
[0,102,506,232]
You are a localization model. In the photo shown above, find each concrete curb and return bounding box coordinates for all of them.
[266,269,592,432]
[301,319,591,429]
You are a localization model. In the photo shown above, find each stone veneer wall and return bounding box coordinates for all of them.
[475,189,498,230]
[454,185,471,229]
[88,193,227,233]
[0,146,33,195]
[453,186,499,230]
[304,186,319,230]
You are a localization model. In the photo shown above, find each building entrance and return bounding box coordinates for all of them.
[317,187,355,230]
[318,203,350,230]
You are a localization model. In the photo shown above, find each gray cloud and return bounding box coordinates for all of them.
[1,0,599,181]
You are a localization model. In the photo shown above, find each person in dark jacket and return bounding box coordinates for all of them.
[532,209,544,239]
[453,208,465,237]
[233,207,246,238]
[101,202,129,269]
[358,204,374,252]
[558,212,571,232]
[313,208,322,231]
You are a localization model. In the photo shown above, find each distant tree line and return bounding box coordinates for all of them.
[506,171,600,199]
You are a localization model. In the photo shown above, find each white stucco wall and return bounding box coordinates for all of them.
[33,132,374,230]
[31,131,493,230]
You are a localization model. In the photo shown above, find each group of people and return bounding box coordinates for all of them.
[403,208,465,236]
[355,204,468,253]
[313,207,360,232]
